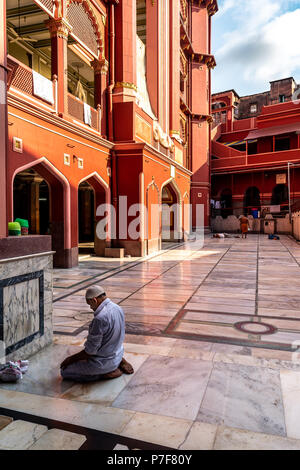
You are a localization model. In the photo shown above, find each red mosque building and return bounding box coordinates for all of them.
[0,0,217,267]
[211,82,300,228]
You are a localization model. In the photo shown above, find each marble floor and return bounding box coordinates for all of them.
[2,234,300,449]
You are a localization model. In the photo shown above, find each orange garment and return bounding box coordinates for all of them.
[240,216,249,234]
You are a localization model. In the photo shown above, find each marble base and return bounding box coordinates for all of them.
[0,252,54,362]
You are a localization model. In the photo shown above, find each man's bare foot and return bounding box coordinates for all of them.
[119,357,134,374]
[100,368,123,380]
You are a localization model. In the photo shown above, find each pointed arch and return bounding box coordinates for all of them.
[12,157,71,248]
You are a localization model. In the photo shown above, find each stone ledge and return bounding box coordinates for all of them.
[0,236,52,261]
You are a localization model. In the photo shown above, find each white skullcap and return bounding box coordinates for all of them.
[85,285,106,300]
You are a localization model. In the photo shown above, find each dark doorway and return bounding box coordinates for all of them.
[78,181,95,245]
[271,184,288,207]
[220,188,233,218]
[244,186,261,215]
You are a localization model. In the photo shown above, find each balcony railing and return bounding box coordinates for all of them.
[7,55,101,133]
[212,148,300,172]
[68,93,100,131]
[212,140,246,159]
[7,55,56,112]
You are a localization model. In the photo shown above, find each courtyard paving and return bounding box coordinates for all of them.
[2,234,300,449]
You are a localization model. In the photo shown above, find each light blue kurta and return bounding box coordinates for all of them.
[61,298,125,380]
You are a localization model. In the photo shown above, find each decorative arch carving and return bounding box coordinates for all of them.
[161,178,183,205]
[67,0,104,57]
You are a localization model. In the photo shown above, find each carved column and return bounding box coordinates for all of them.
[91,58,108,136]
[46,18,72,116]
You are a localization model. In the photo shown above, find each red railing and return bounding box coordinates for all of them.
[7,55,101,133]
[7,55,56,110]
[212,140,246,158]
[212,148,300,171]
[68,93,99,131]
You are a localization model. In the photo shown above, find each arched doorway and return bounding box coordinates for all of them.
[272,184,288,208]
[220,188,233,218]
[13,163,67,267]
[78,174,108,256]
[161,182,181,242]
[244,186,261,215]
[78,181,95,253]
[13,169,50,235]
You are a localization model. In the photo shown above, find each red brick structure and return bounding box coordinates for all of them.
[212,78,300,124]
[211,85,300,226]
[0,0,217,267]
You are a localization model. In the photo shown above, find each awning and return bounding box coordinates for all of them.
[224,139,257,147]
[245,122,300,140]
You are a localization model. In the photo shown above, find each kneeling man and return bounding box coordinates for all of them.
[60,285,133,382]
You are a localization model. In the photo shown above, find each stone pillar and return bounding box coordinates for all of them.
[91,58,108,136]
[0,0,7,237]
[46,18,72,116]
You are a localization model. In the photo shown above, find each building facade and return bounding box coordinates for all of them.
[212,77,300,128]
[211,86,300,232]
[0,0,217,267]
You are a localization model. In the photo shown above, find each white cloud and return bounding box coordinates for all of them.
[212,1,300,94]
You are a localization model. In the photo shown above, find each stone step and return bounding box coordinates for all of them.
[0,415,13,431]
[0,420,47,450]
[0,418,86,450]
[29,428,86,450]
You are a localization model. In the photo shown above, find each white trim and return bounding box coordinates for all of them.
[161,177,183,204]
[78,171,109,189]
[9,88,54,113]
[72,119,99,134]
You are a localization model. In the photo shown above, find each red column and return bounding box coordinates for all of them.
[114,0,137,102]
[169,0,180,138]
[146,0,159,117]
[92,58,108,136]
[46,18,72,116]
[0,0,8,237]
[190,5,211,228]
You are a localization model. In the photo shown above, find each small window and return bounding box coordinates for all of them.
[250,104,257,113]
[279,95,285,103]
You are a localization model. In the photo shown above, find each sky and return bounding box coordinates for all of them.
[211,0,300,96]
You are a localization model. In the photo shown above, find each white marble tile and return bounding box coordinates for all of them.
[197,362,286,436]
[0,344,81,397]
[0,389,135,434]
[0,420,47,450]
[60,352,149,405]
[214,425,300,450]
[123,343,173,357]
[112,355,213,420]
[280,370,300,439]
[179,421,218,450]
[3,279,40,347]
[29,429,86,450]
[120,412,192,449]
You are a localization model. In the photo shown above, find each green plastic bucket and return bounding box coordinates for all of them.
[15,218,29,235]
[8,222,21,236]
